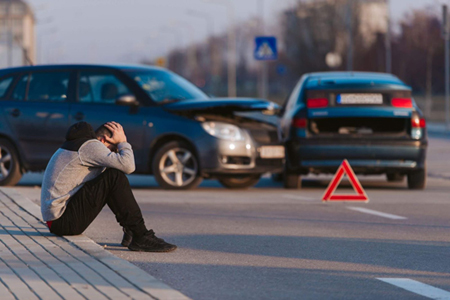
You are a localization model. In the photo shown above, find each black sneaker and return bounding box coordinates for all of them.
[128,230,177,252]
[121,228,133,247]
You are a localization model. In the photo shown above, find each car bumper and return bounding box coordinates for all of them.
[195,134,284,177]
[287,139,427,174]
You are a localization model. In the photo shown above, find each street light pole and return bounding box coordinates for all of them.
[173,21,197,79]
[6,0,13,67]
[385,0,391,73]
[203,0,236,97]
[186,10,216,95]
[346,0,353,71]
[258,0,268,99]
[444,5,450,130]
[161,26,184,73]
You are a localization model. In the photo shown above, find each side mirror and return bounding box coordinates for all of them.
[116,94,138,106]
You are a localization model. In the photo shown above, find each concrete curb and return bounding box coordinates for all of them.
[0,187,191,300]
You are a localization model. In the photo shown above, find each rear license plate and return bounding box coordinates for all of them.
[260,146,285,159]
[337,93,383,105]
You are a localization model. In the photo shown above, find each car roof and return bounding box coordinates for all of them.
[304,71,411,91]
[0,64,166,75]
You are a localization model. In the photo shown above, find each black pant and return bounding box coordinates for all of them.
[50,168,147,237]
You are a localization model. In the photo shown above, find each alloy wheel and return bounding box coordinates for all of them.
[159,147,198,187]
[0,146,12,180]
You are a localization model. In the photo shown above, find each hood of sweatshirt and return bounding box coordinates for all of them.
[61,122,97,151]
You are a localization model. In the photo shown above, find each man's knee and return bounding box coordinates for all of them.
[104,168,129,183]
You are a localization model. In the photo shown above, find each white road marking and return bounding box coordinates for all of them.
[282,194,316,201]
[347,207,407,220]
[377,278,450,299]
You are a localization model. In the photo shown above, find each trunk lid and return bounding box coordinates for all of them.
[304,88,415,138]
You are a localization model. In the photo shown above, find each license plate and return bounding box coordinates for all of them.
[337,93,383,105]
[260,146,285,159]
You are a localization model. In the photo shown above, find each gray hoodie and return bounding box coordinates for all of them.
[40,140,135,221]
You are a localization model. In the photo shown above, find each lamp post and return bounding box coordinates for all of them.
[203,0,236,97]
[38,27,57,64]
[171,20,197,78]
[186,9,216,95]
[443,5,450,130]
[346,0,354,71]
[257,0,269,99]
[385,0,391,73]
[161,26,184,72]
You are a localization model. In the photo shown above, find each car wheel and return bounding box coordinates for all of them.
[386,173,405,182]
[0,139,22,186]
[271,172,283,182]
[152,141,202,190]
[218,174,261,189]
[407,167,426,190]
[283,167,301,189]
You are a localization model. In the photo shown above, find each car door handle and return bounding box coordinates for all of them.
[10,108,20,117]
[74,112,85,121]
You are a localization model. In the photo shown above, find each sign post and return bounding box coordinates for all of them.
[254,36,277,100]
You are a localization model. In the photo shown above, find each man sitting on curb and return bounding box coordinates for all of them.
[40,121,177,252]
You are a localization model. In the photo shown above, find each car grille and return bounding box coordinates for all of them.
[255,158,284,167]
[247,129,279,144]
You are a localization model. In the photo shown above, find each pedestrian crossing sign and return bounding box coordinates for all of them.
[254,36,277,61]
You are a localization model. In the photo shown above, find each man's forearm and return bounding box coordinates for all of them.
[80,140,136,174]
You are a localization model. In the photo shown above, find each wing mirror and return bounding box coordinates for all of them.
[116,94,138,106]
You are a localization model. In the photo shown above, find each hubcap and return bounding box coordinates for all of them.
[0,146,12,180]
[159,147,197,187]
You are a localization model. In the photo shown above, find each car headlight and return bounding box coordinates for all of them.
[201,122,245,141]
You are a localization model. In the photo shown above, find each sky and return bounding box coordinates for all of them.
[27,0,443,65]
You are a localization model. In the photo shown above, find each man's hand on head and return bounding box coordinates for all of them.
[104,122,127,145]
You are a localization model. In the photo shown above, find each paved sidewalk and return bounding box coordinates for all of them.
[0,188,190,300]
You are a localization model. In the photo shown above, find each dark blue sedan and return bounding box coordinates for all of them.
[0,64,284,189]
[280,72,427,189]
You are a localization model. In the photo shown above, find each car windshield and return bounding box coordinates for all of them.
[127,70,208,103]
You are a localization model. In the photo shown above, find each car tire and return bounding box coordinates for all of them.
[386,173,404,182]
[284,168,301,189]
[407,167,426,190]
[0,139,22,186]
[218,174,261,189]
[152,141,202,190]
[271,172,284,182]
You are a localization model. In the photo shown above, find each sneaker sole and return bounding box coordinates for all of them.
[121,240,131,247]
[128,245,177,252]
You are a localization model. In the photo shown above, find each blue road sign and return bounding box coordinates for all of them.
[254,36,277,61]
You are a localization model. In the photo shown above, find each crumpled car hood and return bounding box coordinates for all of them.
[162,98,279,114]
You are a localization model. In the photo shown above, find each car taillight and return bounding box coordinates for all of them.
[411,114,425,140]
[292,118,307,128]
[411,117,426,128]
[391,98,413,108]
[307,98,328,108]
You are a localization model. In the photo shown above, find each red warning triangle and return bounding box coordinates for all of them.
[322,159,369,202]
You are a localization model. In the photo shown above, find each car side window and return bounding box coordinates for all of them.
[11,74,29,100]
[0,76,14,98]
[27,72,70,102]
[79,72,133,104]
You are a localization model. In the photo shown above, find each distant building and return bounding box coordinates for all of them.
[286,0,388,58]
[358,0,388,48]
[0,0,35,68]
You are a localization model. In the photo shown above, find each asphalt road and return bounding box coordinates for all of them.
[15,136,450,300]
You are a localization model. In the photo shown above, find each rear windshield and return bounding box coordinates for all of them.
[127,70,208,103]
